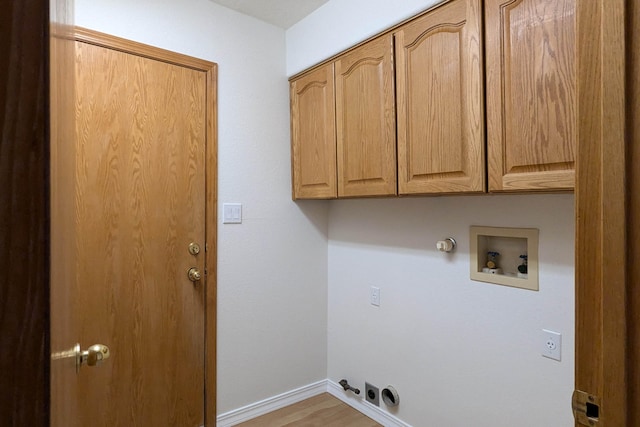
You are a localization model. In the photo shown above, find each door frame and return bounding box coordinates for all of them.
[574,0,632,425]
[0,0,50,424]
[628,2,640,425]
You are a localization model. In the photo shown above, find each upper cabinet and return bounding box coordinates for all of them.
[289,0,577,199]
[335,34,397,197]
[290,63,337,199]
[485,0,576,192]
[396,0,484,194]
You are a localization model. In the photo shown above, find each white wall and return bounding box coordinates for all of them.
[328,195,574,426]
[75,0,329,414]
[286,0,443,75]
[288,1,575,426]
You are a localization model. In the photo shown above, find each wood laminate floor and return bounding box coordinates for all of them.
[234,393,382,427]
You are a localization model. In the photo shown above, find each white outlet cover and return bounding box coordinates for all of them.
[542,329,562,361]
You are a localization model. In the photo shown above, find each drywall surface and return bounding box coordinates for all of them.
[327,195,575,426]
[75,0,329,414]
[286,0,443,75]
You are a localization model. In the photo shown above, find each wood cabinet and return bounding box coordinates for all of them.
[290,0,577,199]
[396,0,484,194]
[335,34,397,197]
[485,0,576,192]
[290,63,337,199]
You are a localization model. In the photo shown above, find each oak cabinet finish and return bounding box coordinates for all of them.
[290,0,577,199]
[485,0,576,191]
[290,63,337,199]
[335,34,397,197]
[396,0,484,194]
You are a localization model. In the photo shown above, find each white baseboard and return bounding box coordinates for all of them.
[216,380,327,427]
[216,378,412,427]
[326,379,412,427]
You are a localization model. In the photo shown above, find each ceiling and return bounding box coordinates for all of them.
[208,0,329,29]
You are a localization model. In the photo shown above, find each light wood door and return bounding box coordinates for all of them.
[485,0,576,192]
[290,63,337,199]
[396,0,484,195]
[51,29,217,427]
[335,34,397,197]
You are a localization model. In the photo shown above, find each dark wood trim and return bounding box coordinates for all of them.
[0,0,50,425]
[627,0,640,424]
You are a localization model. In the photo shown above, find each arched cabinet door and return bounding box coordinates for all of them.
[485,0,577,192]
[290,63,337,200]
[396,0,485,195]
[335,34,397,198]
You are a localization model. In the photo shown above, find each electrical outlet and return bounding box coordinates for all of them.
[542,329,562,361]
[365,382,379,406]
[370,286,380,306]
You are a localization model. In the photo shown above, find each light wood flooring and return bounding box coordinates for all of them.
[235,393,382,427]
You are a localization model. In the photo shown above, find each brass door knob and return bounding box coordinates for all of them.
[75,343,110,371]
[188,267,202,282]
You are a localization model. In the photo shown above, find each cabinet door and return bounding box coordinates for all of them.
[290,63,337,199]
[335,34,396,197]
[486,0,576,191]
[396,0,484,194]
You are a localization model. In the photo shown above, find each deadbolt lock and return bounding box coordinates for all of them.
[188,242,201,256]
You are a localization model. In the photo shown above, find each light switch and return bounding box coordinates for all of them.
[223,203,242,224]
[370,286,380,306]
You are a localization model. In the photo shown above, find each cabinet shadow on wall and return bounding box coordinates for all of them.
[317,194,574,271]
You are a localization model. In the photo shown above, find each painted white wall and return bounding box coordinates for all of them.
[328,195,574,426]
[288,1,575,426]
[75,0,329,414]
[286,0,443,75]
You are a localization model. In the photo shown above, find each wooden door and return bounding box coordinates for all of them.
[51,29,218,427]
[290,63,337,199]
[485,0,576,192]
[335,34,396,197]
[395,0,484,195]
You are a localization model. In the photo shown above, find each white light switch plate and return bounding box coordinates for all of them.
[370,286,380,306]
[223,203,242,224]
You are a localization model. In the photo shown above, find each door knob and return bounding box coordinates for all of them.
[188,267,202,282]
[75,343,110,372]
